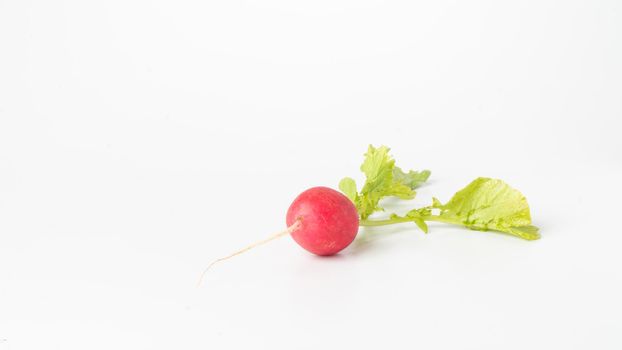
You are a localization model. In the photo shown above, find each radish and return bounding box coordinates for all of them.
[198,145,539,284]
[286,186,359,256]
[198,187,358,283]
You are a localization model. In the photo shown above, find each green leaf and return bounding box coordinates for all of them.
[357,145,397,219]
[349,146,540,241]
[338,177,358,203]
[359,145,394,189]
[353,145,431,219]
[393,167,431,190]
[437,177,540,240]
[385,182,417,200]
[411,218,428,233]
[432,197,442,208]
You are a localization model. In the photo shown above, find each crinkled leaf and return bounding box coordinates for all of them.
[438,177,540,240]
[393,167,431,190]
[386,182,417,200]
[352,145,430,219]
[357,145,398,218]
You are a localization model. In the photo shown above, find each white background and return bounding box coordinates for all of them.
[1,0,621,349]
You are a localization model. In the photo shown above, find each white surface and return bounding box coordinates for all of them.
[1,0,621,349]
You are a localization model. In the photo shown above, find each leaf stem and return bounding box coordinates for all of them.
[359,217,414,226]
[359,215,459,227]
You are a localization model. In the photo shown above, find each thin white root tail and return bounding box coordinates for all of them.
[197,220,301,287]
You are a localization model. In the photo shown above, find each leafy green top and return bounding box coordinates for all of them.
[432,177,540,240]
[339,145,430,220]
[340,145,540,240]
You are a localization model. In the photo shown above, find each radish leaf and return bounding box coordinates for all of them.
[351,146,540,240]
[343,145,431,219]
[338,177,358,203]
[434,177,540,240]
[393,167,431,190]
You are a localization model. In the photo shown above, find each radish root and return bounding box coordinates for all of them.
[197,220,301,286]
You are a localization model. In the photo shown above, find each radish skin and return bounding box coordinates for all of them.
[286,186,359,256]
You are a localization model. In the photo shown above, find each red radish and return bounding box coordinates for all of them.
[286,186,359,255]
[198,187,359,284]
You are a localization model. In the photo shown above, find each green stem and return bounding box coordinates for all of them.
[359,215,460,227]
[359,217,414,227]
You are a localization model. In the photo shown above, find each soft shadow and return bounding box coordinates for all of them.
[309,253,346,261]
[344,224,411,256]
